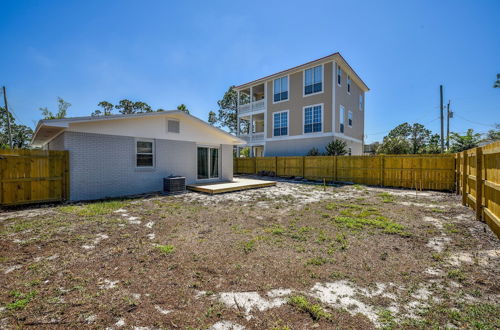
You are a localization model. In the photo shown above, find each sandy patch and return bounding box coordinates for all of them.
[427,236,451,252]
[154,305,171,315]
[4,265,22,274]
[209,321,245,330]
[217,291,288,319]
[99,279,118,290]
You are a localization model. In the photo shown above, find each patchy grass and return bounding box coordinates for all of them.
[1,180,498,329]
[60,200,126,216]
[156,244,175,254]
[5,290,38,310]
[378,192,395,203]
[288,295,331,321]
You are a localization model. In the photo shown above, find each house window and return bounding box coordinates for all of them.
[136,140,154,167]
[348,111,353,127]
[273,111,288,136]
[359,94,363,111]
[347,76,351,93]
[304,65,322,95]
[273,76,288,102]
[337,66,342,86]
[197,147,219,179]
[339,106,345,133]
[304,105,322,133]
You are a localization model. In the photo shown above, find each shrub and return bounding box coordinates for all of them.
[325,139,347,156]
[307,147,322,156]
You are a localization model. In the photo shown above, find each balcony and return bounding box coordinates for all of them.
[237,112,265,144]
[239,132,265,144]
[238,83,266,116]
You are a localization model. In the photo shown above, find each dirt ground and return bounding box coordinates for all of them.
[1,176,499,329]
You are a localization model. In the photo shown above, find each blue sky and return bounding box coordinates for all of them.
[0,0,498,142]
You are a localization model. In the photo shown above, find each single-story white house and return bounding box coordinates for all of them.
[31,111,245,201]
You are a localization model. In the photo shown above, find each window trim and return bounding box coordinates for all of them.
[302,103,324,135]
[272,75,290,104]
[348,110,353,127]
[339,105,345,133]
[272,110,289,138]
[302,64,324,97]
[196,145,220,180]
[135,138,155,169]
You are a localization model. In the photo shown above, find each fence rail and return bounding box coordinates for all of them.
[0,149,69,206]
[235,144,500,238]
[455,141,500,238]
[235,154,456,191]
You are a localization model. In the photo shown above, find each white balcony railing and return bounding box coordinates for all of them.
[238,99,266,116]
[239,132,265,144]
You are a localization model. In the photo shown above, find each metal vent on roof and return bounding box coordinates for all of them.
[167,120,180,133]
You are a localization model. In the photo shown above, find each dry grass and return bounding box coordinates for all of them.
[0,179,499,329]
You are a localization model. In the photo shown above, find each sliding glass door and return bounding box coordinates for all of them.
[197,147,219,180]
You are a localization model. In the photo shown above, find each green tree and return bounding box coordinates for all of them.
[325,139,347,156]
[386,122,431,154]
[177,104,190,114]
[115,99,135,114]
[484,123,500,142]
[213,86,238,133]
[39,97,71,119]
[422,134,441,154]
[376,136,411,154]
[493,73,500,88]
[208,111,217,125]
[0,109,33,148]
[92,101,114,116]
[133,101,152,113]
[450,129,482,152]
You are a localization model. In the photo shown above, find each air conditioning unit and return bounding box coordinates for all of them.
[163,176,186,194]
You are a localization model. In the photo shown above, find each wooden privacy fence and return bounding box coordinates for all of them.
[235,154,456,191]
[456,141,500,238]
[0,149,69,206]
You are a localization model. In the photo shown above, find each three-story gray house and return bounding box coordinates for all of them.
[234,52,369,157]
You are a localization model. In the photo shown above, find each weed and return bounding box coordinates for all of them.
[288,295,331,320]
[333,215,409,236]
[265,225,285,235]
[378,192,394,203]
[305,257,328,266]
[431,208,445,213]
[378,309,397,329]
[447,269,466,282]
[156,244,175,254]
[240,240,256,254]
[6,290,38,310]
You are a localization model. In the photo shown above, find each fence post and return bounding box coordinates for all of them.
[462,151,468,206]
[333,156,337,182]
[253,157,257,174]
[475,147,483,221]
[274,157,278,176]
[379,155,385,186]
[302,156,305,178]
[455,154,459,195]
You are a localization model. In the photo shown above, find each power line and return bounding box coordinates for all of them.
[454,113,497,128]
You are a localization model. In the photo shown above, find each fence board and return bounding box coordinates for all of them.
[0,149,69,206]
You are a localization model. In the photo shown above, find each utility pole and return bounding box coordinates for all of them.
[446,100,451,151]
[440,85,444,152]
[2,86,13,149]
